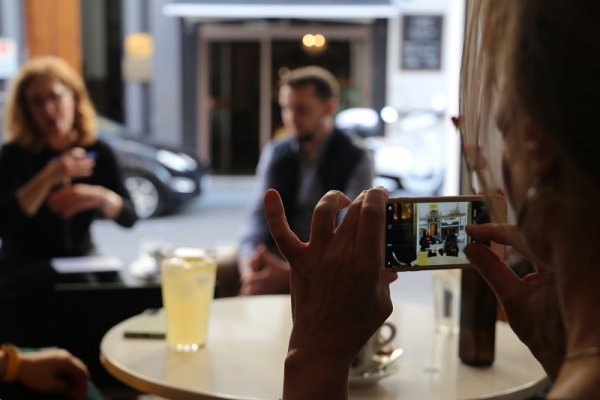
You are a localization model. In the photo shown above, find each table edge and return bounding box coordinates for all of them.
[99,322,256,400]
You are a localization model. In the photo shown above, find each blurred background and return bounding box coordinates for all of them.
[0,0,467,303]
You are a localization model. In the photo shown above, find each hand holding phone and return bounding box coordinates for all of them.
[385,195,506,271]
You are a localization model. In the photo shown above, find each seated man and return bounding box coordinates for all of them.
[219,66,374,296]
[440,228,459,257]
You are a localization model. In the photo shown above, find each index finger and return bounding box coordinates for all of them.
[355,187,388,256]
[309,190,352,247]
[464,242,527,304]
[466,223,536,262]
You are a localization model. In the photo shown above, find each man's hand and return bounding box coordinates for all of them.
[239,244,291,296]
[17,349,89,400]
[464,223,565,380]
[46,184,105,218]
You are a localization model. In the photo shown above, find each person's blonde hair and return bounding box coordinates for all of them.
[3,56,97,152]
[461,0,600,193]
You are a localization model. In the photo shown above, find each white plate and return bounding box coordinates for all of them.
[349,352,401,388]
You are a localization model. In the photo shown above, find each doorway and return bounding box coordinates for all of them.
[198,23,372,175]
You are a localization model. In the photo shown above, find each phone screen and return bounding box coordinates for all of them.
[385,199,490,270]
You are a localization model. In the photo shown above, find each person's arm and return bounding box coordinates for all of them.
[238,141,275,276]
[95,141,137,227]
[16,148,95,216]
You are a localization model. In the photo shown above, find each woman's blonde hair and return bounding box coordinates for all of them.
[2,56,97,152]
[461,0,600,193]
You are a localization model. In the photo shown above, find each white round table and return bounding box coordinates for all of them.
[101,295,549,400]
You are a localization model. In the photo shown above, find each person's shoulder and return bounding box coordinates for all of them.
[270,134,294,149]
[0,142,29,159]
[86,138,117,157]
[87,138,111,152]
[330,128,368,152]
[268,135,296,159]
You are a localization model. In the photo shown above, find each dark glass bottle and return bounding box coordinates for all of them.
[458,268,497,366]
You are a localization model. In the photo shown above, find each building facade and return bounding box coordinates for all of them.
[0,0,465,191]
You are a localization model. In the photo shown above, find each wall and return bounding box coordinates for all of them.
[122,0,183,145]
[387,0,465,195]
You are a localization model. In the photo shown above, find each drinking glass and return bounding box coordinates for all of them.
[161,247,217,351]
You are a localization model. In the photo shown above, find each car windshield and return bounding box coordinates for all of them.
[97,116,127,137]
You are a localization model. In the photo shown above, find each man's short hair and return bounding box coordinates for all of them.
[280,66,339,103]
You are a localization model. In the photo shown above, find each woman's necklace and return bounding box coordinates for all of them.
[564,347,600,362]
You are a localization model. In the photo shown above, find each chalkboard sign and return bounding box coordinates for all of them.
[401,15,443,70]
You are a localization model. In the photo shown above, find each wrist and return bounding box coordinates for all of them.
[101,188,117,211]
[0,344,21,382]
[532,349,563,382]
[284,348,350,400]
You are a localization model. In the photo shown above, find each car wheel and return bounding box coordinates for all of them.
[123,171,166,219]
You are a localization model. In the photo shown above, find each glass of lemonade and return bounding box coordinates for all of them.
[417,250,429,266]
[160,247,217,352]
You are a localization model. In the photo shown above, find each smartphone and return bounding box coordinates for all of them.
[123,308,167,339]
[384,195,506,271]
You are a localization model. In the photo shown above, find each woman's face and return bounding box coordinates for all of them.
[25,74,76,144]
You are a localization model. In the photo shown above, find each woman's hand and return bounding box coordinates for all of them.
[464,224,565,380]
[265,187,397,400]
[17,349,89,400]
[47,184,106,218]
[15,148,96,217]
[46,147,95,186]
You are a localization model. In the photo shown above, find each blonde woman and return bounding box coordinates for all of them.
[264,1,600,398]
[0,56,136,264]
[0,55,136,289]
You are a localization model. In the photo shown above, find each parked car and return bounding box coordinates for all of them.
[97,117,208,219]
[335,108,446,195]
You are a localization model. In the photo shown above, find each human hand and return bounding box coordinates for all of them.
[47,184,105,218]
[464,223,565,380]
[46,147,95,186]
[239,244,291,295]
[17,349,89,400]
[265,187,397,363]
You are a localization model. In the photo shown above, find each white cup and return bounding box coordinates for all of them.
[349,321,397,376]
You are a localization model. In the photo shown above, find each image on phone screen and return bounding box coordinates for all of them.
[385,200,489,269]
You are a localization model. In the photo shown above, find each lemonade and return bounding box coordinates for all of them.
[417,250,429,266]
[161,248,216,351]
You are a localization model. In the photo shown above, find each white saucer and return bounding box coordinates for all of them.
[349,349,402,388]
